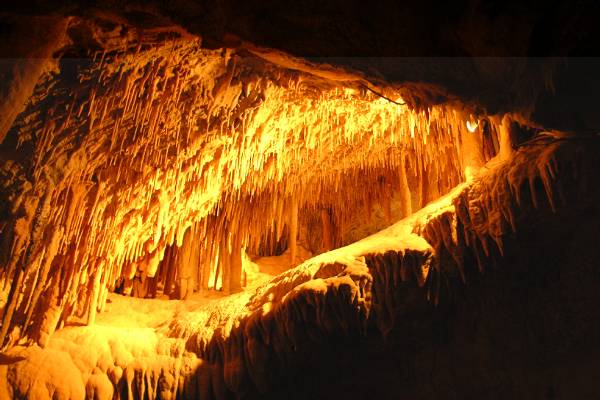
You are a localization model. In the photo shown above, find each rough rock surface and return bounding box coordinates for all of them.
[2,136,598,399]
[1,5,600,399]
[0,17,478,348]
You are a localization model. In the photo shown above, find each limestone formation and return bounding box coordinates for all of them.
[1,7,599,400]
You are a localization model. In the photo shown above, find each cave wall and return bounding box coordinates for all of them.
[270,138,600,400]
[0,3,599,398]
[0,15,491,350]
[2,135,598,399]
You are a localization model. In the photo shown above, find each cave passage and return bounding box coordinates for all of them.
[1,10,599,400]
[0,21,496,343]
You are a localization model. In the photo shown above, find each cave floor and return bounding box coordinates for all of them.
[0,177,465,399]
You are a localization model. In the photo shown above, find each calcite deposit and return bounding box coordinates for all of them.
[1,7,599,400]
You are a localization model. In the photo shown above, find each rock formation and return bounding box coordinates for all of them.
[1,4,599,399]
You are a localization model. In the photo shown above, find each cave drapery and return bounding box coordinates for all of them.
[1,5,600,400]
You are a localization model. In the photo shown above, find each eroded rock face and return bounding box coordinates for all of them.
[2,136,598,399]
[0,16,484,349]
[1,5,599,399]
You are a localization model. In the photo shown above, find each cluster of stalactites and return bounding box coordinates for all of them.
[0,30,485,349]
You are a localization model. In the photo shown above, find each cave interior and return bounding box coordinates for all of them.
[1,1,600,399]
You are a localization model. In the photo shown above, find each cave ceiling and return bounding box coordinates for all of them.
[1,2,600,398]
[2,0,600,128]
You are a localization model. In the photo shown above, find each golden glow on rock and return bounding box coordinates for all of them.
[466,119,479,133]
[0,33,497,348]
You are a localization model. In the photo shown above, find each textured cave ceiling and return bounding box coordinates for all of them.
[1,2,600,399]
[2,0,600,126]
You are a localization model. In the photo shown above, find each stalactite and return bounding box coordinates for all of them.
[398,154,412,218]
[496,114,514,162]
[321,209,334,252]
[219,233,230,293]
[87,270,102,325]
[163,246,177,297]
[0,22,479,348]
[229,234,243,293]
[289,198,299,266]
